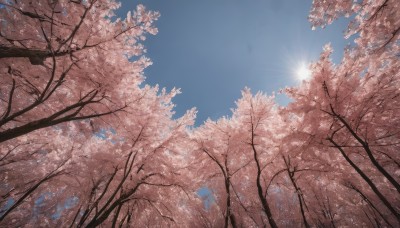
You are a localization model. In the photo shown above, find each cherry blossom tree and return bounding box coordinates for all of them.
[284,0,400,220]
[279,1,400,225]
[309,0,399,54]
[192,89,291,227]
[284,45,399,226]
[193,117,255,228]
[64,92,196,227]
[0,0,159,142]
[1,85,197,227]
[232,89,282,228]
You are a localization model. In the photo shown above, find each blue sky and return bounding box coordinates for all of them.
[118,0,351,125]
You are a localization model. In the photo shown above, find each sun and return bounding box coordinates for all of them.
[296,63,311,81]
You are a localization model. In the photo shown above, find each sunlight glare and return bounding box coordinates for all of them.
[296,63,311,81]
